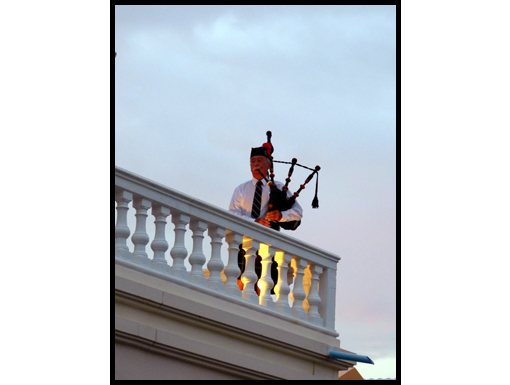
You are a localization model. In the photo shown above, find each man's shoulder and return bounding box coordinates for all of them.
[234,179,254,190]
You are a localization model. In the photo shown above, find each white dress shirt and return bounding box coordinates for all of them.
[229,178,303,223]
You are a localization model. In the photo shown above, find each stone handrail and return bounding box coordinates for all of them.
[115,166,340,336]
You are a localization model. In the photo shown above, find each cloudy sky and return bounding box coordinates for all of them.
[115,5,396,379]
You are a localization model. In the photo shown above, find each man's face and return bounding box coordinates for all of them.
[250,156,270,179]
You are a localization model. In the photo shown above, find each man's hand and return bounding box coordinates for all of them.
[255,211,282,227]
[255,218,271,227]
[266,210,283,222]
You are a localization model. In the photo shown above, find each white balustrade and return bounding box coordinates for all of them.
[225,231,243,297]
[307,264,323,326]
[257,244,276,309]
[115,166,341,337]
[189,219,207,286]
[207,225,226,292]
[241,238,260,304]
[290,256,308,321]
[170,211,190,279]
[115,189,132,260]
[150,205,171,273]
[131,197,152,267]
[273,251,292,315]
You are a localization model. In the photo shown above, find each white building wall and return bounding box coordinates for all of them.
[115,343,247,380]
[115,264,354,380]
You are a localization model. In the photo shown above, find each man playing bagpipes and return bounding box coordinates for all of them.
[228,132,320,294]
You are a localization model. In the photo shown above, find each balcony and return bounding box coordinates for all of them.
[115,166,356,380]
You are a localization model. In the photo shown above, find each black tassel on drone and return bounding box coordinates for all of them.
[312,171,319,209]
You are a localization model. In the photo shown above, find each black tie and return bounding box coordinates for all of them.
[251,181,263,219]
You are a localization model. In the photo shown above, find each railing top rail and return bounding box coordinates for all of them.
[115,166,340,269]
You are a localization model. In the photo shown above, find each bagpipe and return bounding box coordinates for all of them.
[257,131,320,231]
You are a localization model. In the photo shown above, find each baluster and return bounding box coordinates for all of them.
[273,250,292,315]
[225,231,243,297]
[319,267,337,330]
[170,211,190,279]
[257,244,276,309]
[207,225,226,292]
[307,264,323,326]
[131,197,152,266]
[115,189,133,260]
[290,256,308,320]
[303,265,311,313]
[241,238,260,304]
[150,205,171,273]
[189,219,207,286]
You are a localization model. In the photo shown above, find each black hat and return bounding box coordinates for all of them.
[250,146,271,159]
